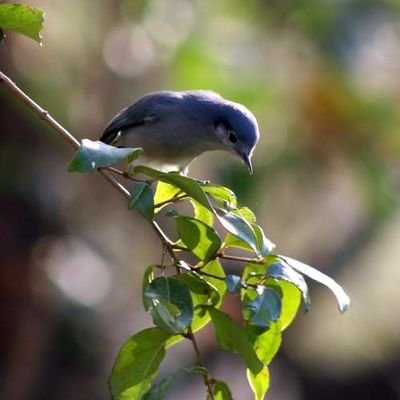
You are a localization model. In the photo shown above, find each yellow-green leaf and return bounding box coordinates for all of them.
[109,328,171,400]
[247,366,270,400]
[0,4,44,43]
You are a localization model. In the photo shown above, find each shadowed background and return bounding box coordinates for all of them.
[1,0,400,399]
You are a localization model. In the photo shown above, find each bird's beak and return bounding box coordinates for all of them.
[241,152,253,174]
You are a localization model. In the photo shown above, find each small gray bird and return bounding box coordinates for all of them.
[100,90,259,174]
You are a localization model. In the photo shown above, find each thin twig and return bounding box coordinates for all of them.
[98,169,130,199]
[0,70,132,200]
[185,328,215,399]
[217,252,265,265]
[105,166,148,183]
[0,70,80,149]
[154,194,188,209]
[195,270,226,281]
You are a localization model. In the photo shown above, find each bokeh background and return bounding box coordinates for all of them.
[1,0,400,398]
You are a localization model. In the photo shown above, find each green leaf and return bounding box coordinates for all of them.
[0,4,44,43]
[109,327,171,400]
[175,272,219,300]
[208,308,263,374]
[253,224,275,256]
[243,287,282,329]
[129,182,154,220]
[200,260,227,308]
[235,206,256,223]
[225,274,242,294]
[279,255,350,313]
[245,323,280,400]
[223,207,274,256]
[143,276,194,334]
[135,166,212,210]
[211,380,233,400]
[246,322,282,366]
[201,184,237,209]
[68,139,142,172]
[247,367,270,400]
[144,366,207,400]
[154,181,182,213]
[175,216,221,262]
[267,261,311,311]
[241,263,266,287]
[190,199,214,226]
[166,260,226,348]
[217,208,259,254]
[269,280,301,331]
[224,223,274,257]
[242,263,302,331]
[223,233,253,253]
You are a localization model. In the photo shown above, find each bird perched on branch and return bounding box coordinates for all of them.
[100,90,259,174]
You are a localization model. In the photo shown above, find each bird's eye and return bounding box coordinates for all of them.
[228,131,237,143]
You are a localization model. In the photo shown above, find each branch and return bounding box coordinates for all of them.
[0,70,131,201]
[0,70,80,149]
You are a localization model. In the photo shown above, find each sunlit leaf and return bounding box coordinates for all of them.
[135,166,212,210]
[129,182,154,220]
[279,255,350,313]
[217,208,259,254]
[247,367,270,400]
[246,322,282,366]
[235,206,256,223]
[243,287,282,329]
[109,327,171,400]
[208,307,263,374]
[201,183,237,209]
[154,181,182,213]
[176,216,221,262]
[267,261,311,311]
[224,223,274,256]
[190,199,214,226]
[166,260,226,348]
[246,323,280,399]
[143,276,193,334]
[200,260,227,307]
[269,280,302,331]
[253,224,275,256]
[68,139,142,172]
[211,380,233,400]
[223,233,253,253]
[0,4,44,43]
[241,263,267,287]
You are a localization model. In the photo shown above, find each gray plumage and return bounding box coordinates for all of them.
[100,90,260,174]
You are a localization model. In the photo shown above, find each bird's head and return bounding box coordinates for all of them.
[213,100,260,174]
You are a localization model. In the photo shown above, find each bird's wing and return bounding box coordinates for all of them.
[100,91,181,144]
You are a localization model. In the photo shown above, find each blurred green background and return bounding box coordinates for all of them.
[1,0,400,399]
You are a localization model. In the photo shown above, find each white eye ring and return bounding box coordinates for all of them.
[228,131,237,143]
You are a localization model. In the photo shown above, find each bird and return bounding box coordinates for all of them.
[99,90,260,175]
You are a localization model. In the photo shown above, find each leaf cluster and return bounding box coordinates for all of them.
[69,140,350,400]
